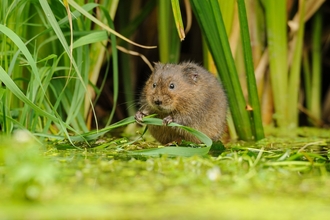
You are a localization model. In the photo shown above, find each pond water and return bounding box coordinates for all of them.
[1,127,330,219]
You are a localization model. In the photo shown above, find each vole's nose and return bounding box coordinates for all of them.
[154,99,162,105]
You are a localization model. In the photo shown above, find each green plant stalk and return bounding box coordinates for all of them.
[121,0,156,37]
[170,0,185,41]
[202,1,237,140]
[87,0,119,118]
[1,0,31,130]
[190,0,253,140]
[263,0,288,127]
[287,0,305,128]
[117,1,135,117]
[246,0,266,70]
[226,111,238,140]
[90,4,119,126]
[217,0,235,34]
[59,29,87,131]
[107,0,120,17]
[158,0,180,63]
[310,10,322,121]
[303,52,311,112]
[116,0,156,117]
[237,0,264,140]
[105,12,119,126]
[39,0,90,132]
[2,1,93,137]
[0,88,8,133]
[68,0,156,49]
[0,23,51,129]
[0,65,78,137]
[202,36,238,140]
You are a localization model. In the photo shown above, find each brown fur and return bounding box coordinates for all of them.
[135,62,227,144]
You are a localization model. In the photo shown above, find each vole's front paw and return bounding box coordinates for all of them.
[135,110,147,124]
[163,115,174,126]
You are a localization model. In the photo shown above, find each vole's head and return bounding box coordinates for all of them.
[144,62,200,113]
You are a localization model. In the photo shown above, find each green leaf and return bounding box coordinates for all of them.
[128,146,211,157]
[158,0,180,63]
[73,31,108,49]
[263,0,288,127]
[170,0,185,41]
[190,0,253,140]
[142,117,213,147]
[237,0,264,140]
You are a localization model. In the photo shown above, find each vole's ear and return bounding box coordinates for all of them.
[182,64,199,83]
[153,62,164,72]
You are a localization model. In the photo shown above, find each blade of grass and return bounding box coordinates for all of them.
[158,0,181,63]
[102,7,119,126]
[171,0,185,41]
[86,1,119,124]
[201,2,238,140]
[68,0,156,49]
[217,0,235,34]
[287,0,306,128]
[39,0,91,129]
[142,117,213,147]
[237,0,264,140]
[128,146,211,157]
[116,0,141,117]
[0,24,58,131]
[190,0,253,140]
[303,50,312,119]
[310,9,322,122]
[37,115,213,152]
[73,31,108,49]
[128,117,213,156]
[120,0,156,38]
[263,0,288,127]
[0,66,71,132]
[0,88,9,133]
[0,21,82,145]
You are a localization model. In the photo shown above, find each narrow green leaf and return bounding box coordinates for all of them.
[0,24,44,93]
[102,7,119,126]
[128,146,211,157]
[263,0,288,127]
[158,0,181,63]
[35,116,137,141]
[0,66,58,124]
[67,0,156,49]
[39,0,90,130]
[73,31,108,49]
[237,0,264,140]
[310,10,322,121]
[170,0,185,41]
[142,117,213,147]
[190,0,253,140]
[287,0,306,127]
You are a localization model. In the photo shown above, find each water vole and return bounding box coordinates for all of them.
[135,62,227,144]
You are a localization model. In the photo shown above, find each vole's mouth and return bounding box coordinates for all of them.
[152,104,172,113]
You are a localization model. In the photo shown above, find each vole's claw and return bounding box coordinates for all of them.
[163,115,173,126]
[135,110,146,125]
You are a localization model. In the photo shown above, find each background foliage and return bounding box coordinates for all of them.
[1,1,330,218]
[0,0,329,142]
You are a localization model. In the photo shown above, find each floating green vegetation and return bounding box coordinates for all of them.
[1,128,330,219]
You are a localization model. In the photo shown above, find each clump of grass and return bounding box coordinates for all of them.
[0,0,154,143]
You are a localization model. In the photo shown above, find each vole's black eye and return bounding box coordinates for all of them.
[169,83,175,89]
[152,83,157,88]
